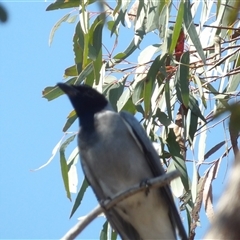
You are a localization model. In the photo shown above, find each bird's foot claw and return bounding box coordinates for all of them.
[140,179,151,196]
[100,197,112,210]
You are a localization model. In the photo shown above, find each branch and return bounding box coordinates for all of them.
[61,170,181,240]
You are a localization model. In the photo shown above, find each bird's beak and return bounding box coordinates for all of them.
[57,83,78,97]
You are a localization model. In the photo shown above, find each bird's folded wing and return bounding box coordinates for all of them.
[120,111,188,240]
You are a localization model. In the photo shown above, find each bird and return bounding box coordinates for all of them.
[57,83,188,240]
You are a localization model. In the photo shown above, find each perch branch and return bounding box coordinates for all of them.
[61,170,181,240]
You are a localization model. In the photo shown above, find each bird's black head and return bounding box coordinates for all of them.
[57,83,108,127]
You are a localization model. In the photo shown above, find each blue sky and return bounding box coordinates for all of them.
[0,1,234,239]
[0,2,105,238]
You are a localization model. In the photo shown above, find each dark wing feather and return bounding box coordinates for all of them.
[120,111,188,240]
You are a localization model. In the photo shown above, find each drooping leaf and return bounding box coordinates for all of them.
[117,87,132,112]
[62,110,77,132]
[73,21,84,74]
[168,161,184,197]
[91,14,104,84]
[169,2,184,55]
[111,0,132,35]
[76,62,94,85]
[204,141,226,160]
[46,0,96,11]
[167,130,189,191]
[59,134,76,201]
[132,80,144,105]
[49,13,71,46]
[104,82,125,111]
[177,51,190,108]
[183,0,206,63]
[42,77,77,101]
[188,111,198,144]
[144,54,168,116]
[31,136,65,171]
[188,94,206,122]
[156,109,173,127]
[108,35,143,68]
[100,221,108,240]
[70,178,89,218]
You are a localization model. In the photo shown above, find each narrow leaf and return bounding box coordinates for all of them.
[64,65,78,77]
[167,130,189,191]
[31,136,65,171]
[178,51,190,108]
[59,135,76,201]
[62,110,77,132]
[49,13,71,46]
[204,141,226,160]
[42,77,77,101]
[70,178,89,218]
[169,1,184,54]
[183,0,206,63]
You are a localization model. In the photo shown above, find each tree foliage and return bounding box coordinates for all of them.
[42,0,240,239]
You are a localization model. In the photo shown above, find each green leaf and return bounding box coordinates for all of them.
[62,110,77,132]
[91,14,104,84]
[158,4,170,39]
[46,0,96,11]
[164,80,173,121]
[113,0,122,16]
[168,161,184,197]
[59,135,76,201]
[117,88,132,112]
[193,75,206,108]
[111,1,131,35]
[69,178,89,218]
[169,1,184,54]
[183,0,206,63]
[144,54,167,116]
[107,21,118,36]
[122,98,136,114]
[80,9,90,67]
[107,35,143,68]
[104,82,125,111]
[178,51,190,108]
[204,141,226,160]
[42,77,77,101]
[64,65,78,77]
[155,109,172,127]
[188,94,206,122]
[111,228,117,240]
[132,80,144,105]
[76,62,94,85]
[66,14,77,23]
[49,13,71,46]
[167,130,189,191]
[188,111,198,144]
[100,221,108,240]
[73,21,84,73]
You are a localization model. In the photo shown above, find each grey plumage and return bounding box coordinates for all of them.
[57,83,188,240]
